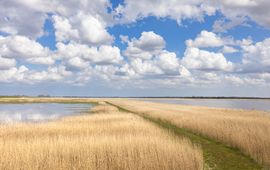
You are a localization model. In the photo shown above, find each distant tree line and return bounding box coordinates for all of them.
[0,95,269,99]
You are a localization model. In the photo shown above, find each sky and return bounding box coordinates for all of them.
[0,0,270,97]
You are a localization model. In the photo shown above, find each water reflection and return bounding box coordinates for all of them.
[140,99,270,111]
[0,103,92,123]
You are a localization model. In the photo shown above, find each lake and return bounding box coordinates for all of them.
[139,99,270,111]
[0,103,93,123]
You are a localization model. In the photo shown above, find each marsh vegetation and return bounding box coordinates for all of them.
[0,103,203,170]
[0,97,269,169]
[108,100,270,169]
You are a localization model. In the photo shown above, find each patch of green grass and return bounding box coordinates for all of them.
[107,102,262,170]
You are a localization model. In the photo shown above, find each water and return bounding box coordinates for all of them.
[139,99,270,111]
[0,103,93,123]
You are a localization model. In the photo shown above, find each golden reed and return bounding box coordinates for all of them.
[0,104,203,170]
[109,99,270,167]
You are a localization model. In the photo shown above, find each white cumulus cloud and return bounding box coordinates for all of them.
[182,47,234,71]
[0,35,54,65]
[124,31,166,60]
[186,30,224,48]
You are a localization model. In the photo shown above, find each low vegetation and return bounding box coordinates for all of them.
[0,104,203,170]
[108,99,270,168]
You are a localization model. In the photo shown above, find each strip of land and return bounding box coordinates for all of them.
[107,99,270,169]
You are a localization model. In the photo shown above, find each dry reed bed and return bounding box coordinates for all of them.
[108,99,270,167]
[0,104,203,170]
[90,103,119,113]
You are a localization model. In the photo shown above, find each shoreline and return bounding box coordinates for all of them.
[0,97,270,113]
[1,96,270,100]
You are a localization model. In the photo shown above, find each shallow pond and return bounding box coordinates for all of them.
[139,99,270,111]
[0,103,93,123]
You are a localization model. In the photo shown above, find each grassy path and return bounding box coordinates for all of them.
[107,102,262,170]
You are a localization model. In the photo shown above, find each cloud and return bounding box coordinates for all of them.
[76,13,113,45]
[0,64,72,83]
[130,58,163,76]
[119,35,129,43]
[2,0,270,41]
[52,15,79,42]
[186,30,224,48]
[55,42,123,66]
[0,65,29,83]
[65,57,89,71]
[1,0,270,92]
[0,56,16,70]
[224,75,244,85]
[114,0,216,24]
[207,0,270,29]
[224,74,266,86]
[0,1,49,38]
[53,13,113,45]
[240,38,270,72]
[114,0,270,31]
[95,45,123,65]
[26,66,72,82]
[0,0,112,38]
[212,17,248,33]
[26,57,55,65]
[182,47,234,71]
[0,32,122,84]
[124,31,166,60]
[155,51,182,75]
[0,35,54,65]
[222,46,239,53]
[122,32,190,78]
[126,50,190,79]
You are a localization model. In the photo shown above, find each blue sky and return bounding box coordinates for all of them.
[0,0,270,96]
